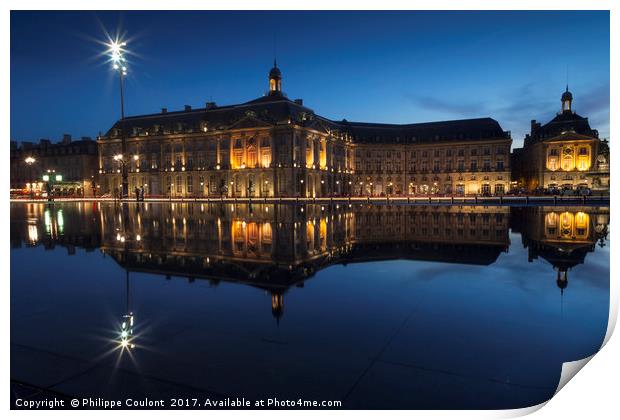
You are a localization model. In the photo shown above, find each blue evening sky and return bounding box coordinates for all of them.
[10,10,609,148]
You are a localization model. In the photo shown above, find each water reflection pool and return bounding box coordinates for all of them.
[10,202,610,409]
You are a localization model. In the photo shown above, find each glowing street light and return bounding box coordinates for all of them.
[24,156,36,199]
[107,39,129,198]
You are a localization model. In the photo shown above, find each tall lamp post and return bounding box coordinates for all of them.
[24,156,36,199]
[108,41,129,198]
[113,153,129,199]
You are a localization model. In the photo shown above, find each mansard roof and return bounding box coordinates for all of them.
[103,95,316,137]
[103,94,510,144]
[541,111,596,137]
[525,110,598,146]
[337,117,510,144]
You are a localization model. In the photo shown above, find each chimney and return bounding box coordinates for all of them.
[161,108,168,114]
[62,134,72,144]
[294,99,304,106]
[205,102,217,110]
[184,105,192,111]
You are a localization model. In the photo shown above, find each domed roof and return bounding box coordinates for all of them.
[561,86,573,102]
[269,59,281,79]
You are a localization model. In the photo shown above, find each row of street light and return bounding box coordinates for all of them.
[21,156,64,199]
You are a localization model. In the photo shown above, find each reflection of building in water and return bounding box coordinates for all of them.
[98,203,511,320]
[11,202,608,318]
[348,205,510,265]
[511,206,610,292]
[10,202,101,253]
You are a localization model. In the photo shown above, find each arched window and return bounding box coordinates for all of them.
[562,147,575,171]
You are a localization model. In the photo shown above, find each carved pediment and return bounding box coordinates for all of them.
[303,118,332,135]
[227,114,274,130]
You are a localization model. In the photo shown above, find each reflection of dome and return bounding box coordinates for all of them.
[556,269,568,293]
[271,292,284,323]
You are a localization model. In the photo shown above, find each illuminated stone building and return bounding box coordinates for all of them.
[10,136,99,196]
[347,120,512,196]
[512,87,610,192]
[97,63,512,197]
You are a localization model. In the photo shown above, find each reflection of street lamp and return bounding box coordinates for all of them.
[120,312,135,349]
[108,40,129,198]
[116,204,136,350]
[24,156,36,199]
[119,270,135,349]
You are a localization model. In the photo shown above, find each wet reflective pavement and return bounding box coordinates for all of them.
[10,202,610,409]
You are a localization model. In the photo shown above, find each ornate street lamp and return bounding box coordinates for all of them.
[108,40,129,198]
[24,156,36,199]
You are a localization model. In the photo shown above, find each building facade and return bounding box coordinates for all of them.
[10,135,99,197]
[97,63,512,198]
[512,87,610,192]
[347,120,511,196]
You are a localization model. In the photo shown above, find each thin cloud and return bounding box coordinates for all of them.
[406,79,609,147]
[406,95,488,117]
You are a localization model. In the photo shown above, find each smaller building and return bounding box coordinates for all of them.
[10,135,99,197]
[513,87,609,192]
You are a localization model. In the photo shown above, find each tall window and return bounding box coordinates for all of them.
[247,146,257,168]
[261,149,271,168]
[562,147,575,171]
[176,175,182,193]
[233,138,244,168]
[187,176,193,193]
